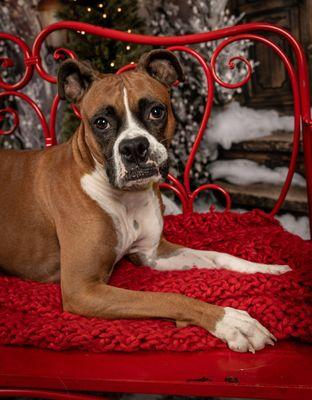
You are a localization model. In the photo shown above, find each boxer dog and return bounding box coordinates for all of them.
[0,50,291,353]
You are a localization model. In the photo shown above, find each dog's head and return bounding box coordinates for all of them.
[58,50,184,190]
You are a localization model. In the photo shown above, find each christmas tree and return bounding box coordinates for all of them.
[57,0,148,141]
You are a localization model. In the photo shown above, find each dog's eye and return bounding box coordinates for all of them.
[149,106,165,120]
[94,117,110,130]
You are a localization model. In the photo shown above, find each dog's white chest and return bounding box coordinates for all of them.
[121,189,163,259]
[81,167,163,263]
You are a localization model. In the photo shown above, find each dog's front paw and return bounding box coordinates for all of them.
[213,307,276,353]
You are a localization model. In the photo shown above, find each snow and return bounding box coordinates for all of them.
[207,159,306,187]
[275,214,310,240]
[205,101,294,159]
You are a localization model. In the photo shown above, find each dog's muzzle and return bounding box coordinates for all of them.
[117,136,169,187]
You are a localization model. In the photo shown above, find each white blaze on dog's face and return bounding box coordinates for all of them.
[111,86,169,189]
[57,50,184,190]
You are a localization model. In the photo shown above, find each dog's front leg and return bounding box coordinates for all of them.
[64,281,276,353]
[59,226,275,353]
[154,238,291,274]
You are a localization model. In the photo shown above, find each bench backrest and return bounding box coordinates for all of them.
[1,21,311,236]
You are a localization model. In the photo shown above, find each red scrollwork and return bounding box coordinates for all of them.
[211,52,252,89]
[0,57,14,68]
[53,47,77,62]
[0,106,19,135]
[166,46,216,208]
[0,33,34,90]
[0,91,54,147]
[210,33,301,216]
[190,184,232,212]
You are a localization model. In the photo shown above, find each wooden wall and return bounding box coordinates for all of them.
[229,0,312,111]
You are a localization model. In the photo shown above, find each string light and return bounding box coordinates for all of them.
[117,7,122,12]
[130,62,134,64]
[87,7,91,12]
[127,29,132,33]
[81,31,85,35]
[98,3,103,7]
[102,13,107,18]
[126,45,131,50]
[110,62,115,67]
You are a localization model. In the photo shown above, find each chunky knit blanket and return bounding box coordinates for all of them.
[0,210,311,352]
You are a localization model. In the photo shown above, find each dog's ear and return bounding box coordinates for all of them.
[57,59,98,103]
[137,49,185,87]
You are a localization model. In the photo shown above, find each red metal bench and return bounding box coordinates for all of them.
[0,21,311,400]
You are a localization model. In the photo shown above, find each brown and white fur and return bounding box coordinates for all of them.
[0,50,291,353]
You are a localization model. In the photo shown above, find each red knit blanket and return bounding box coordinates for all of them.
[0,210,311,352]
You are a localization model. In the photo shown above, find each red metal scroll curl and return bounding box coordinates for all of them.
[0,107,19,135]
[53,47,77,62]
[190,184,232,212]
[0,33,34,90]
[0,91,54,147]
[211,54,252,89]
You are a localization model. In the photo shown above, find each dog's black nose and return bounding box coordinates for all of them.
[119,136,150,164]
